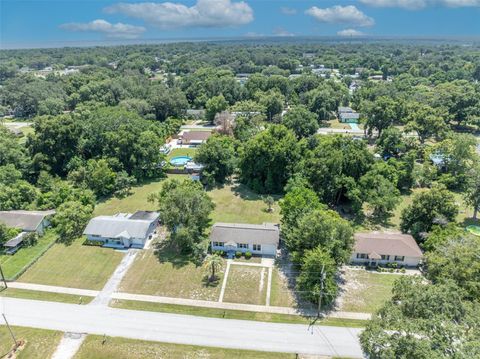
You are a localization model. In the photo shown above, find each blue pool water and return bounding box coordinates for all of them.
[170,156,192,166]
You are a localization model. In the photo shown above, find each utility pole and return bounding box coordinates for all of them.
[2,313,18,349]
[0,263,7,289]
[317,265,326,318]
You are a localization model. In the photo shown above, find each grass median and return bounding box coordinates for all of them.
[110,299,367,328]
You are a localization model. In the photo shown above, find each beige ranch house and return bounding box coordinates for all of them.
[351,232,423,267]
[210,222,279,257]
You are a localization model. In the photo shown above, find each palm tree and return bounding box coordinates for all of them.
[263,195,275,212]
[203,254,224,282]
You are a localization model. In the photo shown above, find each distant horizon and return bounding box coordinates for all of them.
[2,0,480,50]
[2,34,480,51]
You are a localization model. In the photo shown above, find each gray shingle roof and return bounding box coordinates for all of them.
[210,222,279,246]
[354,232,423,258]
[4,232,27,248]
[0,210,55,232]
[129,211,160,221]
[83,214,158,239]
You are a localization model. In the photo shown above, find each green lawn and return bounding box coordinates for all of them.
[223,265,267,305]
[94,175,186,216]
[75,335,296,359]
[270,268,297,308]
[324,119,351,129]
[19,237,124,290]
[166,147,197,161]
[208,184,281,224]
[0,326,62,359]
[110,299,367,327]
[0,230,57,280]
[0,288,93,304]
[119,239,224,301]
[339,269,401,313]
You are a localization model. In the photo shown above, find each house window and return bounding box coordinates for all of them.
[237,243,248,249]
[356,253,368,259]
[394,255,405,261]
[253,244,261,251]
[213,241,224,247]
[381,255,390,261]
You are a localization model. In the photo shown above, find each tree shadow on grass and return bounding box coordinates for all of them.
[153,239,192,269]
[231,182,282,202]
[201,274,221,288]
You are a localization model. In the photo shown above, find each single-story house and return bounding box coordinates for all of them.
[339,112,360,123]
[186,109,205,119]
[180,131,212,146]
[351,232,423,267]
[338,106,354,114]
[0,210,55,235]
[83,211,159,249]
[3,232,28,255]
[210,222,280,257]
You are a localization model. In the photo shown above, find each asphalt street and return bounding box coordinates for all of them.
[1,297,364,358]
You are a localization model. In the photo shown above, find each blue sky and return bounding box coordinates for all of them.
[1,0,479,47]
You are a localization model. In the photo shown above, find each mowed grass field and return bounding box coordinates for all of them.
[19,237,124,290]
[0,326,62,359]
[208,184,281,224]
[0,288,93,304]
[223,265,267,305]
[338,269,401,313]
[75,335,296,359]
[270,268,297,308]
[0,230,57,280]
[120,240,224,301]
[95,176,281,225]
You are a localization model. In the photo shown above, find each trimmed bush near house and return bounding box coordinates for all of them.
[245,251,252,259]
[235,251,242,258]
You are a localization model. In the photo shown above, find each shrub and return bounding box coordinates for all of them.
[245,251,252,259]
[83,239,104,246]
[235,251,242,258]
[400,268,406,273]
[389,268,394,273]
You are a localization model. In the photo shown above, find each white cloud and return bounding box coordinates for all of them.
[272,27,295,37]
[337,29,365,36]
[105,0,254,29]
[280,6,297,15]
[60,19,146,39]
[305,5,374,27]
[360,0,480,9]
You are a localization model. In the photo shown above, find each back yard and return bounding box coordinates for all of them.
[19,237,124,290]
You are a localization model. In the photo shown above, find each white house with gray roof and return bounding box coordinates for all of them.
[0,210,55,235]
[83,211,159,249]
[210,222,280,257]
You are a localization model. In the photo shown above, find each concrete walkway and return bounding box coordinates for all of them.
[218,259,231,303]
[7,282,99,297]
[112,292,371,320]
[51,333,86,359]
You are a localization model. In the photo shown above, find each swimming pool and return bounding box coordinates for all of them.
[170,156,192,166]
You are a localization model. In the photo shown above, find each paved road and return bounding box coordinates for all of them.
[1,297,364,358]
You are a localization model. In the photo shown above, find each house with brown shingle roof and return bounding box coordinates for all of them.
[351,232,423,267]
[180,131,212,146]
